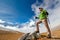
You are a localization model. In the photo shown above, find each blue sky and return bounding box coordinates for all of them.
[0,0,60,33]
[0,0,43,24]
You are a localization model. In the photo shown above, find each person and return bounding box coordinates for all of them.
[35,8,51,38]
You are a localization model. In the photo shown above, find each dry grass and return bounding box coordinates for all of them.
[38,29,60,40]
[0,30,24,40]
[0,28,60,40]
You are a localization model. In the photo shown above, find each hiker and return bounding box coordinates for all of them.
[35,8,51,38]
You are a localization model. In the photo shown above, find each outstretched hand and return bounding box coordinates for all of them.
[35,17,39,19]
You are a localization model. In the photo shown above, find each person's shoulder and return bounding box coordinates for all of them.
[43,9,47,12]
[43,9,47,11]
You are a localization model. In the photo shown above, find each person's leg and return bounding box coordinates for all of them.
[36,20,42,33]
[42,19,51,38]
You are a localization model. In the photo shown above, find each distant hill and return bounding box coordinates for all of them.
[52,25,60,31]
[0,27,24,40]
[38,25,60,40]
[0,25,60,40]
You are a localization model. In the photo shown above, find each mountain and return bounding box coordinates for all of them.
[0,27,24,40]
[0,25,60,40]
[52,25,60,31]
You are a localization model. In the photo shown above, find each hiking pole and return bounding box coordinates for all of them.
[47,18,51,27]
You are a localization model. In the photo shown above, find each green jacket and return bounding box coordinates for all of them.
[38,10,48,20]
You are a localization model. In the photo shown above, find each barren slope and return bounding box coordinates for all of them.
[0,27,24,40]
[38,29,60,40]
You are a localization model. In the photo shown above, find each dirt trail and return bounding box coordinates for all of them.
[38,30,60,40]
[0,30,24,40]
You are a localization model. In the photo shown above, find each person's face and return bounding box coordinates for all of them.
[39,8,43,11]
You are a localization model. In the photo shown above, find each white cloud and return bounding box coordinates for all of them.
[0,24,5,27]
[31,0,60,27]
[0,19,5,23]
[7,22,15,25]
[18,19,36,33]
[19,0,60,33]
[18,19,47,33]
[5,26,18,30]
[0,19,20,31]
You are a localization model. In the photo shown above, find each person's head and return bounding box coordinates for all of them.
[39,8,43,11]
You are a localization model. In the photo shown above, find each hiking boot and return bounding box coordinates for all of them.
[47,34,51,38]
[35,31,39,33]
